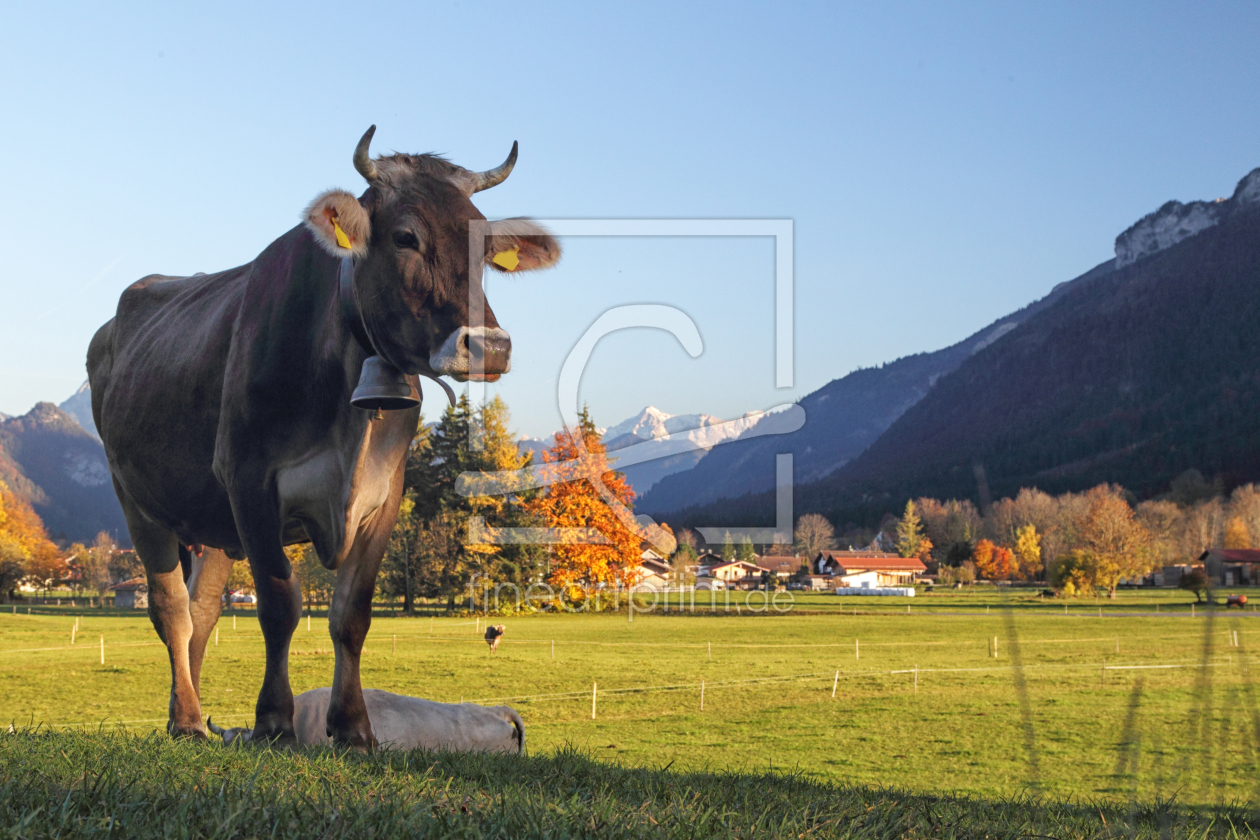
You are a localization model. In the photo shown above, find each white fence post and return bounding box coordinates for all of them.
[591,682,597,719]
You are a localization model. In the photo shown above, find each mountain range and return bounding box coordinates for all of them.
[657,167,1260,529]
[520,406,764,495]
[0,401,127,545]
[10,166,1260,545]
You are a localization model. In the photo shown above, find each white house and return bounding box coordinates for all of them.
[627,548,672,591]
[699,560,761,584]
[836,570,880,590]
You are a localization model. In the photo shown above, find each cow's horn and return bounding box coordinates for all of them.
[354,125,380,182]
[206,717,224,737]
[470,141,518,193]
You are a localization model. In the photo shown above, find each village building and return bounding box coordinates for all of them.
[627,547,673,590]
[1199,549,1260,586]
[757,555,803,579]
[110,577,148,609]
[812,550,926,587]
[698,559,762,585]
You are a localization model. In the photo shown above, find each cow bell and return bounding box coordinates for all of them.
[350,355,420,411]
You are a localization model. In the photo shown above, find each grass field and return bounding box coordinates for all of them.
[4,731,1256,839]
[2,588,1258,811]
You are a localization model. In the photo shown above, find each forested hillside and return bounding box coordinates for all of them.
[636,259,1114,517]
[671,182,1260,529]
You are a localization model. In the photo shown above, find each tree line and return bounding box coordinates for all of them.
[879,470,1259,597]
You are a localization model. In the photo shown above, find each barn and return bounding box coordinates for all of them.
[111,578,148,609]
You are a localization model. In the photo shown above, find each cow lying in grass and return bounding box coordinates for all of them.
[208,688,524,753]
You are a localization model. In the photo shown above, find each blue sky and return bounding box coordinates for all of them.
[2,2,1258,438]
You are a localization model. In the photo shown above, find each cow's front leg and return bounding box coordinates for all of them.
[326,537,388,750]
[324,462,404,750]
[114,484,205,737]
[185,547,234,697]
[230,493,302,746]
[249,567,302,745]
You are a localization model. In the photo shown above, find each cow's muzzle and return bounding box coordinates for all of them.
[429,327,512,381]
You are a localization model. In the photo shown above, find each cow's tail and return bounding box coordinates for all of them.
[501,707,526,754]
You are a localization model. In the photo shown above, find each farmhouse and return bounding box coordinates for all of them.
[812,550,925,587]
[1199,549,1260,586]
[757,555,802,579]
[627,548,673,590]
[698,559,762,584]
[110,577,148,609]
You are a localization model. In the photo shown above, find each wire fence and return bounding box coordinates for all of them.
[5,605,1259,803]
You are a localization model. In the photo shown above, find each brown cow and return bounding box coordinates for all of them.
[485,624,506,654]
[88,127,560,747]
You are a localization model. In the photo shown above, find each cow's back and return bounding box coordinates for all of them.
[89,265,252,545]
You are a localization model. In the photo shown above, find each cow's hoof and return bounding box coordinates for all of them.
[249,728,298,750]
[168,724,208,740]
[253,735,298,751]
[330,731,377,753]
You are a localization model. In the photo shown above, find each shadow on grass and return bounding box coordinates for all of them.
[0,728,1255,838]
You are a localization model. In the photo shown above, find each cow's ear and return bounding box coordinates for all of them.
[486,218,561,273]
[304,189,371,257]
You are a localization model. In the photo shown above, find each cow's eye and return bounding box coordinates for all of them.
[393,231,420,251]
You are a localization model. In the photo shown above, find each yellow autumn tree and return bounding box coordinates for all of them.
[1014,523,1042,580]
[1224,516,1251,549]
[523,407,641,592]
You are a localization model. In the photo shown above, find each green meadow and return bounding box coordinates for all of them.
[2,586,1257,810]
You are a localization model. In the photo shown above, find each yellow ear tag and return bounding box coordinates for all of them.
[331,218,351,250]
[492,248,520,271]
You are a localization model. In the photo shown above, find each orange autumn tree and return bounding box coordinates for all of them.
[0,480,62,595]
[524,407,642,591]
[973,538,1015,581]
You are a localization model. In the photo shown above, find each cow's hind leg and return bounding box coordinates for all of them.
[115,484,205,737]
[185,547,234,697]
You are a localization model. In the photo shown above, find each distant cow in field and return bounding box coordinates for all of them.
[208,688,524,753]
[1226,594,1249,608]
[485,624,506,653]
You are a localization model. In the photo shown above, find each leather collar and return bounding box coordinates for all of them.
[339,257,456,407]
[339,257,375,356]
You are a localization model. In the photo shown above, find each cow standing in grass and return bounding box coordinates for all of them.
[485,624,505,653]
[88,127,560,747]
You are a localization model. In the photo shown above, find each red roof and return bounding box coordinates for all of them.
[816,551,926,572]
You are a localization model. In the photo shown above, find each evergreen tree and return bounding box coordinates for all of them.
[381,395,544,611]
[896,500,925,559]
